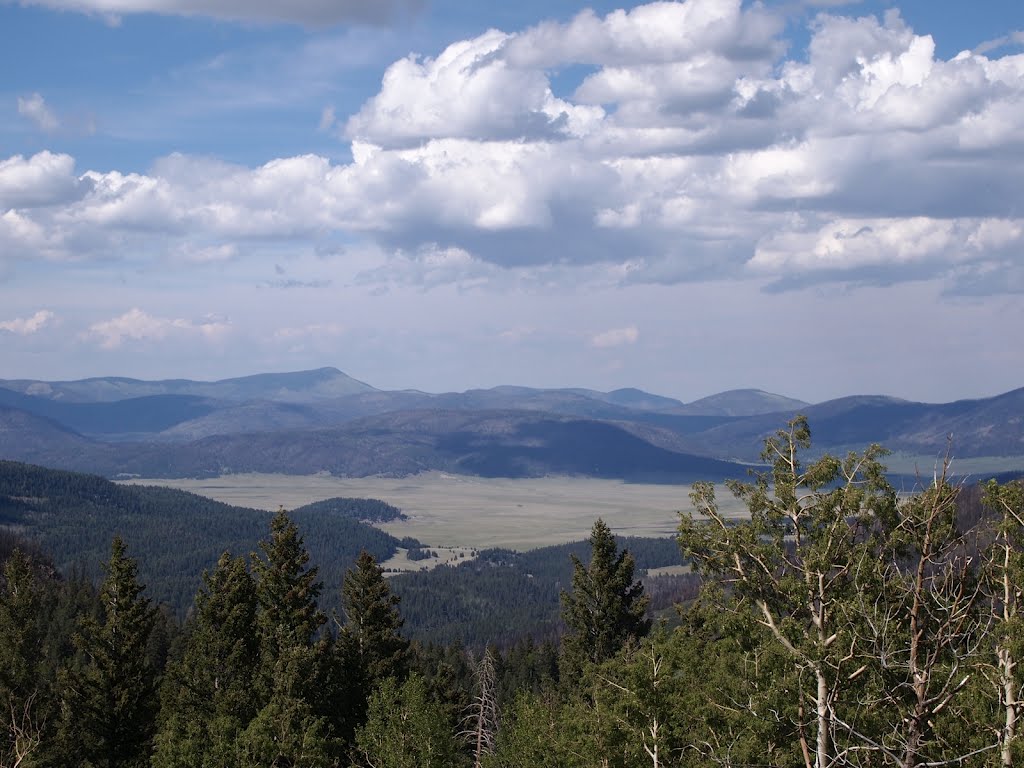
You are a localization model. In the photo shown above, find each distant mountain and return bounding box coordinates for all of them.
[157,400,324,441]
[0,387,218,437]
[678,389,811,417]
[1,368,1020,479]
[0,407,751,482]
[689,389,1024,461]
[0,407,116,472]
[0,367,376,403]
[565,387,688,412]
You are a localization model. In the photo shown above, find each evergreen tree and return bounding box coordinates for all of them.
[252,508,326,668]
[0,549,51,767]
[325,549,410,750]
[56,536,158,768]
[560,519,650,678]
[152,552,259,768]
[354,674,467,768]
[342,550,409,687]
[238,508,333,765]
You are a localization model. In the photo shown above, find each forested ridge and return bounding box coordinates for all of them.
[0,461,407,616]
[1,420,1024,766]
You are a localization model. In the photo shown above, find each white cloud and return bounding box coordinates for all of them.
[16,93,59,132]
[345,29,604,147]
[86,308,231,349]
[0,152,83,208]
[3,0,421,26]
[3,2,1024,295]
[0,309,55,335]
[974,30,1024,55]
[590,326,639,348]
[751,217,1024,274]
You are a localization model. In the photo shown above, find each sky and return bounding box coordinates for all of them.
[1,0,1023,404]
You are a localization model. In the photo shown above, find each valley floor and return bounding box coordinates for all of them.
[120,471,747,551]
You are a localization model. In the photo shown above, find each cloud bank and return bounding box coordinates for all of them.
[3,0,1024,295]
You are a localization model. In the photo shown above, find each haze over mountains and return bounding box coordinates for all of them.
[0,368,1021,481]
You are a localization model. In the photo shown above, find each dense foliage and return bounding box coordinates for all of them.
[391,536,690,647]
[0,461,406,617]
[1,422,1023,767]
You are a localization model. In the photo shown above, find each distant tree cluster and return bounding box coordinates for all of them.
[291,496,406,524]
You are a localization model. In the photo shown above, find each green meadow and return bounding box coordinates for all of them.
[123,472,747,551]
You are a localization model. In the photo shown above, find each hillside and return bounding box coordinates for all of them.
[0,366,376,403]
[148,410,750,481]
[679,388,811,417]
[1,368,1021,479]
[688,389,1024,461]
[0,460,407,615]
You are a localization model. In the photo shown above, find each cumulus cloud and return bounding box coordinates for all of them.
[345,29,604,147]
[590,326,639,348]
[4,2,1024,295]
[0,309,55,335]
[3,0,421,26]
[86,308,230,349]
[0,152,83,208]
[17,93,59,132]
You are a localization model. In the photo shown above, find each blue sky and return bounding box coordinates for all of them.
[2,0,1023,403]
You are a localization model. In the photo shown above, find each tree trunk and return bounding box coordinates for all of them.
[816,668,830,768]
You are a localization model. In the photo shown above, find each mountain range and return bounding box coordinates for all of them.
[0,368,1021,481]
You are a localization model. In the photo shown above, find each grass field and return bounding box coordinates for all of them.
[122,472,748,551]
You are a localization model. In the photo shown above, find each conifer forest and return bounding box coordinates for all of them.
[1,417,1023,767]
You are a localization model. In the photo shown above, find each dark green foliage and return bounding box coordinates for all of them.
[152,553,259,768]
[560,519,650,678]
[243,509,334,765]
[342,550,410,687]
[0,548,52,766]
[391,536,685,647]
[56,537,159,768]
[354,674,468,768]
[0,460,402,617]
[253,508,326,660]
[291,496,405,523]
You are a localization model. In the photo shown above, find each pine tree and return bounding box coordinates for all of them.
[327,549,410,749]
[342,550,409,687]
[252,508,326,669]
[152,552,259,768]
[237,508,333,765]
[0,549,50,767]
[56,536,158,768]
[560,519,650,678]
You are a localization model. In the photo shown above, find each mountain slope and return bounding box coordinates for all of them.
[679,389,811,417]
[0,367,375,403]
[688,389,1024,461]
[0,388,217,436]
[0,405,751,481]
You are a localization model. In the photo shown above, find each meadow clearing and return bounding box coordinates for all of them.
[124,472,748,551]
